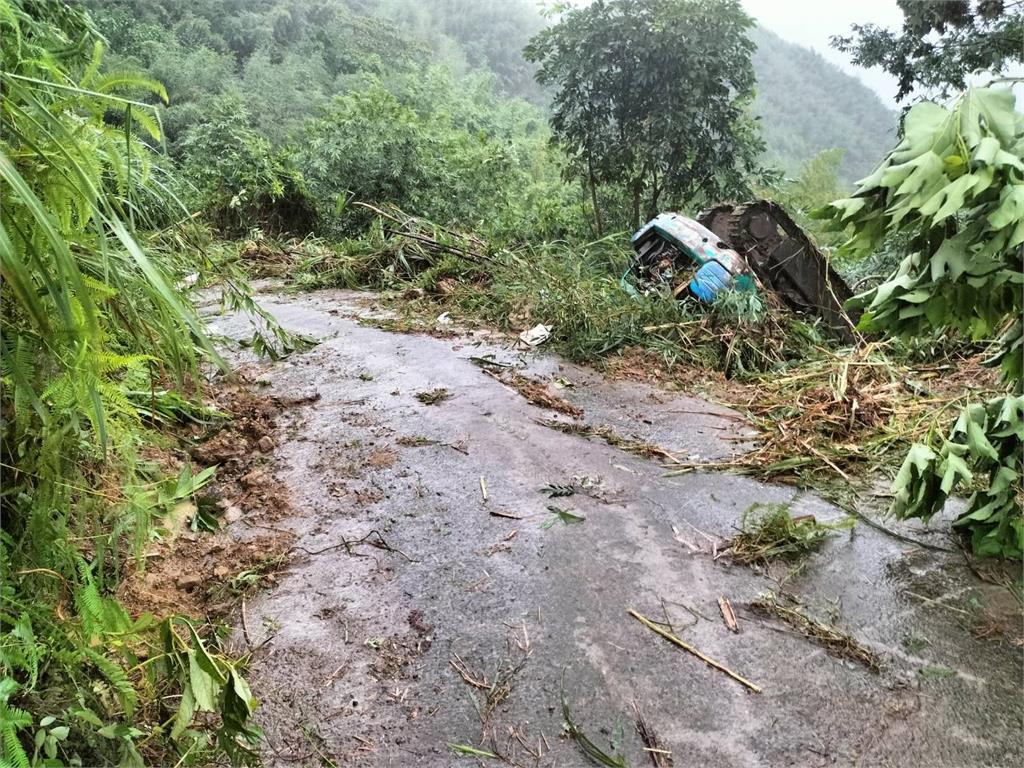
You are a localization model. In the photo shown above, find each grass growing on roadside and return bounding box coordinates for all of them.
[0,5,273,763]
[664,343,1005,506]
[276,206,1007,523]
[286,205,825,376]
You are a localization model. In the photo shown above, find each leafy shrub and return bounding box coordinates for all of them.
[179,94,315,234]
[297,74,513,234]
[295,67,588,241]
[1,1,260,763]
[817,87,1024,556]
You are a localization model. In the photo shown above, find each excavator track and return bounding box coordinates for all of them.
[700,200,859,340]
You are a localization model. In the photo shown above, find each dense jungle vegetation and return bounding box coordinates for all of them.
[1,0,1021,764]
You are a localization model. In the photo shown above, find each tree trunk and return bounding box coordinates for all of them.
[587,153,603,237]
[631,161,649,230]
[631,184,641,231]
[648,165,660,220]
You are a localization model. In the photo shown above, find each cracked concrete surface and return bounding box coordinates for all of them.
[204,288,1023,767]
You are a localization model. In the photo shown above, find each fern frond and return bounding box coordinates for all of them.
[91,71,168,104]
[0,706,32,768]
[82,647,137,717]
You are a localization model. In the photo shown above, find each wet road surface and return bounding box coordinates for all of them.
[205,288,1023,767]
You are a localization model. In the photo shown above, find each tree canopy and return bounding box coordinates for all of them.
[524,0,765,232]
[832,0,1024,100]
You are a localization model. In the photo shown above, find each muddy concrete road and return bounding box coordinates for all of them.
[205,289,1022,767]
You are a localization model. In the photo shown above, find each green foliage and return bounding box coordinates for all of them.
[757,149,848,247]
[894,397,1023,557]
[85,0,431,147]
[0,0,261,762]
[80,0,906,242]
[295,207,822,377]
[296,68,585,240]
[816,87,1024,556]
[832,0,1024,101]
[179,94,314,234]
[525,0,766,232]
[364,0,547,103]
[729,503,854,565]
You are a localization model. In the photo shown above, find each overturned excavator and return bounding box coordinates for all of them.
[628,200,859,341]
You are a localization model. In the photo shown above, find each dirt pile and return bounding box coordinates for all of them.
[118,379,304,620]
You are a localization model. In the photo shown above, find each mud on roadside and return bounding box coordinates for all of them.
[117,373,309,621]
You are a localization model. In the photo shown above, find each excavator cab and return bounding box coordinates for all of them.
[629,212,753,300]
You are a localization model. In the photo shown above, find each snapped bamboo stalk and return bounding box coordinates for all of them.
[628,608,761,693]
[718,596,739,633]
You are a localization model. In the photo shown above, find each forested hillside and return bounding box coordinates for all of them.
[86,0,893,185]
[749,26,896,184]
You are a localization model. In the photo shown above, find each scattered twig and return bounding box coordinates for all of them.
[321,662,349,690]
[718,596,739,633]
[801,440,852,482]
[241,595,252,648]
[469,355,514,369]
[291,529,416,562]
[633,700,673,767]
[902,590,973,616]
[488,508,523,519]
[846,508,955,553]
[535,418,681,463]
[749,595,881,672]
[450,654,490,690]
[487,370,583,418]
[628,608,762,693]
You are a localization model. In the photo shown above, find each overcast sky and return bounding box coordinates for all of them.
[741,0,905,104]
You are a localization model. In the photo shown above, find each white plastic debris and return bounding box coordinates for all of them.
[436,311,452,326]
[518,323,551,347]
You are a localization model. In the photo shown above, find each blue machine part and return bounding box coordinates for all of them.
[689,260,732,302]
[631,212,746,272]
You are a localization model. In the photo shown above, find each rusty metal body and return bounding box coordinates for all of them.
[628,201,858,340]
[698,200,859,340]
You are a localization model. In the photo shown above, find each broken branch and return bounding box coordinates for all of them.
[718,596,739,633]
[628,608,761,693]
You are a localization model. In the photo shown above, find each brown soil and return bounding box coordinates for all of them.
[486,370,584,419]
[118,379,302,621]
[603,345,755,405]
[365,449,398,469]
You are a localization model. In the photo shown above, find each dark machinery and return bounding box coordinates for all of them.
[627,200,859,341]
[698,200,859,339]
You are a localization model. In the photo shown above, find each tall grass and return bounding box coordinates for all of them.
[1,2,258,764]
[293,207,826,376]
